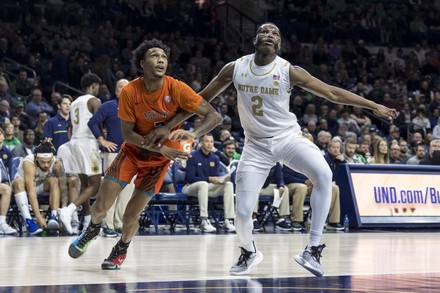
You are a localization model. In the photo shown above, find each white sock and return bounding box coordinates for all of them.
[0,215,5,224]
[51,210,57,217]
[83,214,91,226]
[66,203,77,215]
[72,211,79,223]
[15,192,32,221]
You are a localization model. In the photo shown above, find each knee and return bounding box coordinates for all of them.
[0,184,12,196]
[68,176,79,189]
[47,176,59,186]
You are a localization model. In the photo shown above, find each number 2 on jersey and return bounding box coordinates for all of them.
[251,95,263,117]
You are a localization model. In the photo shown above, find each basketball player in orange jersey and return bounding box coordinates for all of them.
[68,39,222,270]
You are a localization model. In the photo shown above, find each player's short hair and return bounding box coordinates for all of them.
[255,22,281,37]
[131,39,170,73]
[80,73,102,90]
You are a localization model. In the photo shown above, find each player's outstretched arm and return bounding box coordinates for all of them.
[289,65,397,122]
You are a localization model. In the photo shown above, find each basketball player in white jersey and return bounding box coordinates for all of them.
[58,73,102,234]
[143,23,397,277]
[12,141,67,234]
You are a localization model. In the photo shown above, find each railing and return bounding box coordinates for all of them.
[52,81,83,96]
[1,57,37,80]
[216,0,264,52]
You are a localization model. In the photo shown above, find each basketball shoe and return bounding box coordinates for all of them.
[68,223,100,259]
[230,241,263,275]
[294,244,326,277]
[101,241,128,270]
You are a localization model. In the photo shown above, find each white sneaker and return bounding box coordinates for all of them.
[224,219,236,232]
[200,219,216,233]
[58,207,73,234]
[0,222,17,235]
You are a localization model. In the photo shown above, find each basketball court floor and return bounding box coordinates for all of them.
[0,227,439,293]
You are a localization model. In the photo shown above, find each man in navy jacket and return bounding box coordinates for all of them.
[183,133,236,233]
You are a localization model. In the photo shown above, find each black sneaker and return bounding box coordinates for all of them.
[326,223,344,231]
[275,219,293,231]
[291,222,304,231]
[252,219,262,232]
[294,244,326,277]
[101,244,128,270]
[68,224,100,259]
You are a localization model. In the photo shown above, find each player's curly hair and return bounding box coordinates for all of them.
[131,39,170,74]
[34,139,56,156]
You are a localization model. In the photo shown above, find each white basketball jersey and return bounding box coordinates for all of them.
[71,94,95,139]
[16,155,57,186]
[232,54,300,138]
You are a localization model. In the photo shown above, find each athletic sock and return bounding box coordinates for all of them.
[14,192,32,221]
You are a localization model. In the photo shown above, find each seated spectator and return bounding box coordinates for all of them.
[0,128,13,171]
[389,143,406,164]
[10,68,33,99]
[355,140,372,164]
[222,140,241,165]
[25,88,53,127]
[12,141,67,235]
[33,111,49,146]
[406,143,426,165]
[315,130,332,155]
[399,139,411,161]
[371,138,390,164]
[2,123,20,151]
[343,137,364,164]
[0,160,16,234]
[0,100,11,126]
[182,134,236,233]
[419,139,440,165]
[10,114,23,142]
[13,102,32,131]
[12,129,35,157]
[253,163,292,232]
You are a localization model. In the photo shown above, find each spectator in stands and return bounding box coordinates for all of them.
[12,141,67,235]
[25,88,53,127]
[0,100,11,124]
[411,107,431,134]
[419,139,440,165]
[2,123,20,151]
[389,143,406,164]
[355,140,372,164]
[371,138,390,164]
[406,143,426,165]
[315,130,332,155]
[349,106,371,129]
[222,140,241,165]
[0,128,13,171]
[12,102,32,131]
[0,160,16,234]
[12,129,35,157]
[10,114,23,142]
[399,139,411,161]
[33,111,49,146]
[183,133,236,233]
[43,94,72,153]
[343,137,363,164]
[10,68,33,99]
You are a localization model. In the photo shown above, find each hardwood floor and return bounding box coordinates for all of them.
[0,230,439,292]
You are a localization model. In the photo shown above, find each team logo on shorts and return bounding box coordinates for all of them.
[164,95,171,102]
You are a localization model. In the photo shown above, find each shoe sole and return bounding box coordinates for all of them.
[294,254,324,277]
[230,251,264,275]
[275,227,294,231]
[29,228,43,235]
[101,263,121,270]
